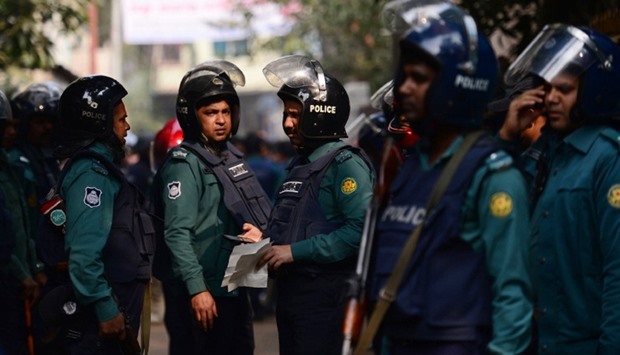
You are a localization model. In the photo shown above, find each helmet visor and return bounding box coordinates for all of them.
[186,60,246,87]
[370,80,395,109]
[263,55,322,89]
[383,0,479,73]
[505,24,605,86]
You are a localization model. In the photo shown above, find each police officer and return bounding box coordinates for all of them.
[0,90,17,267]
[152,60,271,355]
[499,24,620,354]
[0,89,45,355]
[368,1,532,353]
[52,75,154,354]
[9,82,62,205]
[244,55,374,355]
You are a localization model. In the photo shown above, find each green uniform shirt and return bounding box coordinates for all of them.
[7,148,42,236]
[525,125,620,355]
[290,141,374,264]
[61,143,121,322]
[417,135,533,354]
[0,149,39,283]
[156,143,240,298]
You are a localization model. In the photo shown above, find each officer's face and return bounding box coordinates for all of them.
[2,118,18,149]
[397,61,436,125]
[282,99,304,149]
[545,72,580,134]
[26,114,54,147]
[196,100,232,143]
[112,101,130,145]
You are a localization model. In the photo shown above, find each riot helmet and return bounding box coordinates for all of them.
[505,24,620,122]
[11,81,63,143]
[176,60,245,140]
[383,0,499,128]
[263,55,350,141]
[0,90,12,147]
[55,75,128,159]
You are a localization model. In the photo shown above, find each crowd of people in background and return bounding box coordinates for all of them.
[2,0,620,354]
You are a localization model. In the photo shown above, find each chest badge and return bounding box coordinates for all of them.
[168,181,182,199]
[84,187,102,208]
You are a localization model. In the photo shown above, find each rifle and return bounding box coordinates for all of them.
[119,322,142,355]
[24,298,35,355]
[341,137,403,355]
[117,306,142,355]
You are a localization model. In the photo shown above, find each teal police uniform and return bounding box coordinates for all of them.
[155,144,241,297]
[371,135,532,354]
[269,140,374,355]
[153,141,256,354]
[0,148,43,355]
[61,143,125,322]
[524,126,620,354]
[288,141,374,263]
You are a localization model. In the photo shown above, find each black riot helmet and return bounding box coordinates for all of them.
[176,60,245,140]
[55,75,127,159]
[263,55,350,141]
[11,81,63,141]
[0,89,12,146]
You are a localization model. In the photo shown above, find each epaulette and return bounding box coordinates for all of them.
[484,150,514,172]
[599,127,620,150]
[91,160,110,176]
[171,147,189,160]
[334,149,353,164]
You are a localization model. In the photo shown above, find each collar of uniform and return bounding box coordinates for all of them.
[307,140,345,163]
[561,125,602,155]
[87,142,116,161]
[416,135,464,170]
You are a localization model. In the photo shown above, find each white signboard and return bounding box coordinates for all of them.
[121,0,298,44]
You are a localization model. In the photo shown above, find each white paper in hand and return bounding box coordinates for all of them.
[221,238,271,292]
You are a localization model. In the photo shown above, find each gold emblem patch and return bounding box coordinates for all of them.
[489,192,513,217]
[607,184,620,208]
[341,177,358,195]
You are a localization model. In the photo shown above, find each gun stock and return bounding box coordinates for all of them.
[119,325,142,355]
[341,138,403,355]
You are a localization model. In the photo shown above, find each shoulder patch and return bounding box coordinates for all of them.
[340,177,358,195]
[607,184,620,208]
[489,192,513,217]
[84,187,102,208]
[485,151,513,172]
[167,181,182,199]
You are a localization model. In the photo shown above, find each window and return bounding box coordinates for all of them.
[213,39,249,58]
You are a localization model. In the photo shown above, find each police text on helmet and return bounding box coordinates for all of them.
[454,75,489,91]
[81,110,106,121]
[309,104,336,114]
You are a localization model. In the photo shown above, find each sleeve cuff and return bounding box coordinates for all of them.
[94,296,120,322]
[186,277,208,296]
[290,240,311,262]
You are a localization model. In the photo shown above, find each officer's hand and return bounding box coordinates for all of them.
[498,86,546,141]
[258,245,293,271]
[191,291,218,331]
[240,223,263,243]
[21,277,40,303]
[34,271,48,288]
[99,313,126,340]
